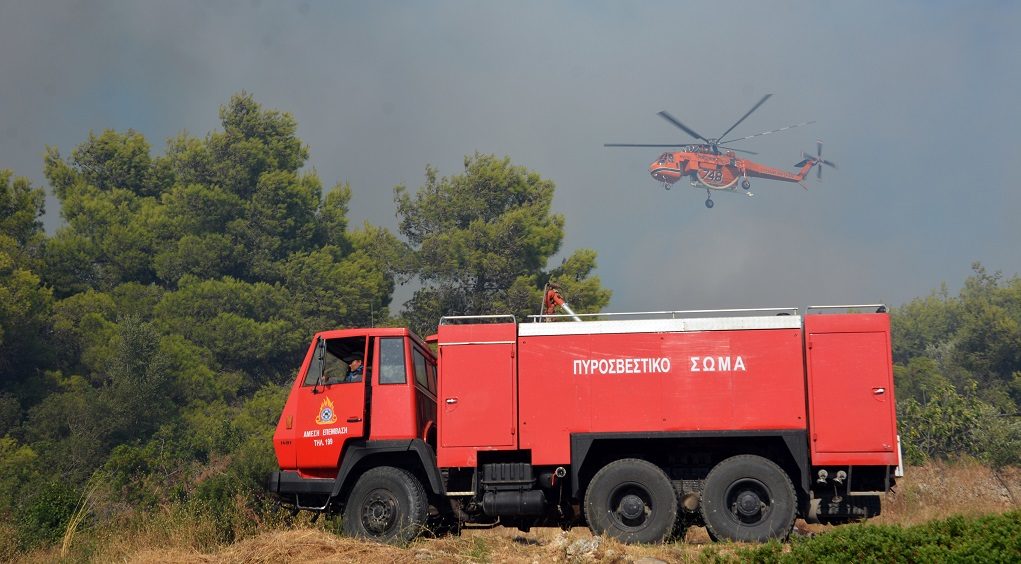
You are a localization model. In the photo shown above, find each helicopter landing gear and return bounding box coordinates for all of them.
[705,190,714,209]
[741,178,751,190]
[664,183,671,191]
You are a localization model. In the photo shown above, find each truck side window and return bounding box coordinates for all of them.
[413,348,428,389]
[379,337,407,384]
[322,348,349,384]
[302,337,366,386]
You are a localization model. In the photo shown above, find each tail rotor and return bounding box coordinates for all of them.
[800,140,837,180]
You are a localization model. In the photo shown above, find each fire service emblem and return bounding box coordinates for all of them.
[315,397,337,425]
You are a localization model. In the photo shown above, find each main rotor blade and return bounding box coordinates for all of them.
[657,111,710,143]
[716,94,772,142]
[718,145,759,155]
[719,120,816,145]
[604,143,689,147]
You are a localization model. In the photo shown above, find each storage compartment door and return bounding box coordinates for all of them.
[440,341,516,448]
[808,331,896,455]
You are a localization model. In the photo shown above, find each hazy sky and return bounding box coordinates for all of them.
[2,1,1019,314]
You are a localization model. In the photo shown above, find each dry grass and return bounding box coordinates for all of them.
[28,461,1021,563]
[122,526,718,564]
[878,459,1021,525]
[0,518,20,563]
[60,477,99,559]
[17,505,228,564]
[126,529,408,564]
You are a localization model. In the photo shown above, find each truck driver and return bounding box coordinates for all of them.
[343,354,364,383]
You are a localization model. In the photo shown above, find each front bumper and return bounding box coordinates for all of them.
[266,470,335,497]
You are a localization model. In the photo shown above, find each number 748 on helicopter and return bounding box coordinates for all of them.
[605,94,836,208]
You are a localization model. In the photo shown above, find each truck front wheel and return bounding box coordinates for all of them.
[342,466,427,544]
[700,454,796,542]
[584,458,678,544]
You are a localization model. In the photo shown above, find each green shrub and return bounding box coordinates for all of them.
[732,511,1021,563]
[17,480,81,549]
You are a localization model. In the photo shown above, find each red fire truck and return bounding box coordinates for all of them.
[268,305,901,544]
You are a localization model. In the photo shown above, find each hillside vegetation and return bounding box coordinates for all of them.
[1,94,1020,559]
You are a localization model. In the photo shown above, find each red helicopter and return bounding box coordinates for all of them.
[605,94,836,208]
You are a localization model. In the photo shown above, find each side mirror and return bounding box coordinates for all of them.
[311,338,326,394]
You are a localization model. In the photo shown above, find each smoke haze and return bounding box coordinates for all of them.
[2,1,1019,312]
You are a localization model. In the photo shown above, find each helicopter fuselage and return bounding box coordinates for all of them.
[649,150,814,191]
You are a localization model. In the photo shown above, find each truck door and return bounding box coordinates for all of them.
[295,337,368,470]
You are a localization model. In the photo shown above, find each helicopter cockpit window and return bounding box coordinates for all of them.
[658,152,670,163]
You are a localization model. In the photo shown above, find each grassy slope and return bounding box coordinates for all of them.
[25,461,1021,563]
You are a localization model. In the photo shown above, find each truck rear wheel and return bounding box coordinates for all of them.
[584,458,678,544]
[342,466,427,544]
[700,454,796,542]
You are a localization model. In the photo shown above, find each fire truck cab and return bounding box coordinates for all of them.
[269,306,901,544]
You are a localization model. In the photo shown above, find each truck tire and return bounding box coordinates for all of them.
[342,466,427,544]
[584,458,678,544]
[700,454,796,542]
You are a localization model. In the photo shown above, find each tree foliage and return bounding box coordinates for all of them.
[0,171,51,411]
[395,153,610,333]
